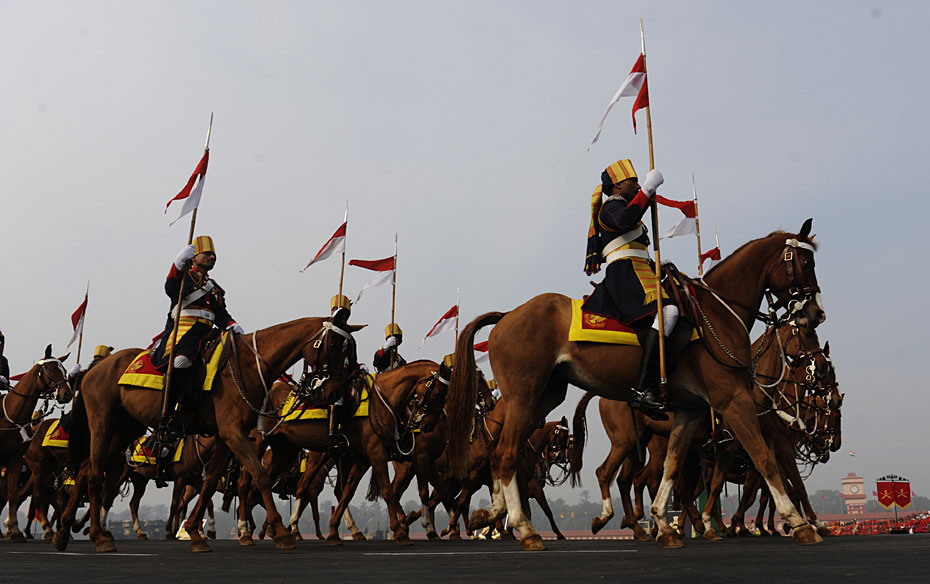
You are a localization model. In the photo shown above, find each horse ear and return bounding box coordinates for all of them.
[346,324,367,333]
[799,218,813,241]
[824,341,830,357]
[58,352,71,363]
[45,344,52,359]
[561,416,568,426]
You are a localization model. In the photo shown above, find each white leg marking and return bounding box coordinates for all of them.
[344,508,361,535]
[289,498,302,528]
[650,476,675,536]
[500,476,537,540]
[599,496,614,521]
[420,503,435,533]
[237,518,249,538]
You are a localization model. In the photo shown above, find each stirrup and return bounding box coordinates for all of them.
[328,433,349,452]
[630,388,669,421]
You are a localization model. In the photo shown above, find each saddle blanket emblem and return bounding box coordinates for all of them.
[118,332,229,391]
[568,299,699,345]
[42,419,70,448]
[129,436,185,466]
[280,374,372,422]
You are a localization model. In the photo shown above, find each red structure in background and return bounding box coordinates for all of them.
[841,473,866,515]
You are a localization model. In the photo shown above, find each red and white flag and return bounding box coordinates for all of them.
[301,222,347,272]
[700,247,721,270]
[349,256,395,302]
[590,53,650,145]
[165,151,209,227]
[474,340,489,363]
[424,305,458,342]
[658,195,698,240]
[67,294,88,349]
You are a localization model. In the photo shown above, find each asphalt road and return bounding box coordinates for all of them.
[1,534,926,583]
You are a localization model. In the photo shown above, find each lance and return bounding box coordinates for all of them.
[338,201,348,299]
[640,21,669,389]
[692,174,717,436]
[454,288,460,346]
[161,113,213,423]
[76,278,89,366]
[390,233,398,368]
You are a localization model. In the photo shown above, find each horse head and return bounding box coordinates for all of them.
[35,345,73,404]
[299,311,365,406]
[408,364,450,434]
[786,330,841,462]
[544,416,572,466]
[765,218,826,327]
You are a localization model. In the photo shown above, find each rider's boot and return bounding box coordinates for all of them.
[630,327,669,421]
[328,404,349,452]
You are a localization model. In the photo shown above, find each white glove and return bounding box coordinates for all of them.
[69,364,82,377]
[174,244,196,269]
[641,169,664,196]
[382,336,398,350]
[228,323,245,335]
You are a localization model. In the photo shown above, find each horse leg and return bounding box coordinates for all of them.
[288,453,325,540]
[166,480,183,539]
[591,445,622,535]
[700,446,731,541]
[756,487,771,536]
[326,458,368,544]
[205,497,216,539]
[469,472,507,532]
[650,408,703,549]
[84,423,117,552]
[4,462,26,542]
[129,473,149,540]
[179,439,231,552]
[620,457,652,541]
[369,451,411,545]
[415,464,440,540]
[732,470,761,537]
[719,397,821,544]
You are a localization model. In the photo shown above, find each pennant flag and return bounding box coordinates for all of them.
[877,481,895,510]
[895,482,912,509]
[656,195,696,218]
[474,340,489,363]
[660,217,697,240]
[166,151,209,227]
[67,295,88,349]
[590,53,649,145]
[349,256,395,302]
[424,305,458,341]
[301,222,347,272]
[701,246,722,270]
[848,450,857,457]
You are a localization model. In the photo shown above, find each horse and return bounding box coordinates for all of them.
[253,359,445,545]
[54,313,361,553]
[447,220,826,550]
[1,345,72,541]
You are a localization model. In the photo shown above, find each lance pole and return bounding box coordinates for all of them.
[390,233,398,368]
[338,201,348,299]
[76,278,89,365]
[640,20,668,387]
[161,113,212,423]
[693,174,704,277]
[455,288,460,346]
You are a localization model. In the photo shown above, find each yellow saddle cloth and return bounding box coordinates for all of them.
[569,299,699,345]
[129,436,185,466]
[42,420,70,448]
[280,374,372,422]
[118,332,229,391]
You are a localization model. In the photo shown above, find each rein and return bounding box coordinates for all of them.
[0,358,69,442]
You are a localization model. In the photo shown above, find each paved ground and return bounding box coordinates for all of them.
[1,533,927,583]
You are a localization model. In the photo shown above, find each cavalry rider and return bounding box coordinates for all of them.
[582,159,678,420]
[152,236,244,420]
[328,294,353,450]
[373,323,406,373]
[0,329,10,390]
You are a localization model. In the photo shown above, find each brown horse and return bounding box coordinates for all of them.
[54,314,360,553]
[447,220,826,550]
[254,359,444,545]
[1,346,72,541]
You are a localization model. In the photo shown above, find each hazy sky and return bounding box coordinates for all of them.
[2,1,928,514]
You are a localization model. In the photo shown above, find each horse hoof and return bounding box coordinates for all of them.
[207,530,217,540]
[816,525,832,537]
[556,534,566,540]
[395,534,413,546]
[352,532,367,541]
[657,533,684,549]
[24,532,34,540]
[783,523,792,535]
[467,509,492,531]
[448,531,462,541]
[633,530,652,543]
[792,525,823,545]
[44,532,54,541]
[53,531,70,551]
[499,531,516,541]
[703,529,723,542]
[519,534,547,551]
[274,533,297,550]
[426,531,441,541]
[726,527,738,537]
[737,529,754,538]
[137,533,149,541]
[82,527,90,536]
[239,536,255,546]
[292,531,303,542]
[9,532,26,543]
[327,535,344,546]
[759,529,771,537]
[190,540,212,553]
[95,540,118,553]
[591,516,608,535]
[166,533,177,541]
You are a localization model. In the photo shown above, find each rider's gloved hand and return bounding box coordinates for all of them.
[641,169,664,197]
[69,364,82,378]
[227,323,245,335]
[382,336,398,350]
[174,244,196,270]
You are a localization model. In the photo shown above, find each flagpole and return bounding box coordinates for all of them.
[693,174,704,278]
[162,113,212,423]
[390,233,397,369]
[338,201,348,299]
[77,278,89,365]
[640,20,668,388]
[454,288,460,346]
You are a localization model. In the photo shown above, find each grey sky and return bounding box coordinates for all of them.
[2,0,928,514]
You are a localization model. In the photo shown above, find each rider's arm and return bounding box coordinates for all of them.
[597,191,651,233]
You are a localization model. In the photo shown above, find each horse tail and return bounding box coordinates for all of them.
[67,391,90,470]
[447,311,506,478]
[365,471,380,502]
[569,392,594,487]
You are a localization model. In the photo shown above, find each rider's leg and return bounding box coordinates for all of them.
[631,305,678,419]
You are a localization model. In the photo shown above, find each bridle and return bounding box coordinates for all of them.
[405,367,450,434]
[2,358,71,442]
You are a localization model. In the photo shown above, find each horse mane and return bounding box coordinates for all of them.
[702,229,818,279]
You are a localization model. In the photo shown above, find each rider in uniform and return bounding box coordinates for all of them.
[582,159,678,420]
[373,324,406,373]
[328,295,353,450]
[0,330,10,390]
[152,236,244,424]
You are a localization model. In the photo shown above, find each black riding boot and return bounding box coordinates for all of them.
[328,404,349,451]
[630,327,669,421]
